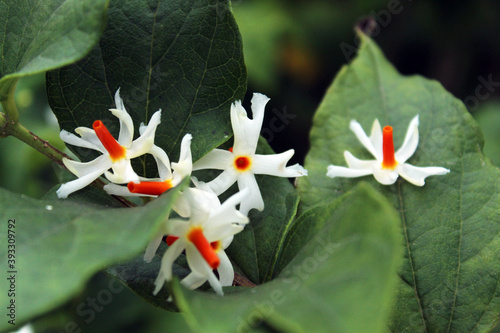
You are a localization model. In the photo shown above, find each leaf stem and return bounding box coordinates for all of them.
[0,112,69,166]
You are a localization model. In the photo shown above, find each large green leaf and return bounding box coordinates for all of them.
[106,244,191,312]
[171,184,402,333]
[0,183,183,331]
[31,273,192,333]
[47,0,246,175]
[0,0,108,101]
[299,32,500,332]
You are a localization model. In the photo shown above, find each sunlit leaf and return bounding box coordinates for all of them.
[299,31,500,332]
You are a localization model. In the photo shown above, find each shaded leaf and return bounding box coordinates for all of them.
[106,244,191,312]
[0,183,183,330]
[299,31,500,332]
[47,0,246,176]
[0,0,108,98]
[31,273,193,333]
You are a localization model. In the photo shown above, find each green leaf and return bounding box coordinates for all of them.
[47,0,247,175]
[225,138,300,284]
[0,0,108,99]
[171,184,402,333]
[106,244,191,312]
[299,32,500,332]
[473,101,500,166]
[0,183,183,330]
[32,273,193,333]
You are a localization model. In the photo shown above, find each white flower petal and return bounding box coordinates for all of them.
[103,183,155,197]
[192,149,233,171]
[231,93,270,156]
[395,115,419,163]
[204,169,238,196]
[230,101,253,155]
[217,250,234,287]
[128,137,154,159]
[209,188,250,225]
[372,165,399,185]
[204,223,244,242]
[105,159,140,184]
[60,129,102,152]
[221,235,234,250]
[172,193,192,218]
[397,163,450,186]
[149,145,172,180]
[114,87,125,111]
[237,172,264,215]
[181,272,207,290]
[110,89,135,146]
[344,151,377,169]
[326,165,373,179]
[349,119,380,159]
[128,110,161,157]
[178,188,217,223]
[185,242,211,277]
[252,150,307,177]
[144,232,164,263]
[171,133,193,180]
[63,155,110,178]
[57,158,111,198]
[206,270,224,296]
[153,239,185,295]
[369,119,383,158]
[139,122,147,135]
[74,127,106,151]
[164,218,190,236]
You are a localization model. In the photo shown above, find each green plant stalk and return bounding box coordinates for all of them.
[1,78,67,164]
[0,112,69,166]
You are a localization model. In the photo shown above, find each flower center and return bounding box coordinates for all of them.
[127,179,173,195]
[187,227,220,269]
[165,235,179,246]
[234,156,252,172]
[210,240,221,253]
[93,120,126,162]
[382,126,398,170]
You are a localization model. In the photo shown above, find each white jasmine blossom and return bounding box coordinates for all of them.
[152,188,249,296]
[57,89,162,198]
[104,133,193,197]
[326,115,450,186]
[193,93,307,215]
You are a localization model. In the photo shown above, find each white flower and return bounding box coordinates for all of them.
[326,115,450,186]
[57,89,162,198]
[103,133,193,197]
[193,93,307,215]
[151,188,249,296]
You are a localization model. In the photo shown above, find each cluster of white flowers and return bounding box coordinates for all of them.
[57,89,450,297]
[57,90,307,296]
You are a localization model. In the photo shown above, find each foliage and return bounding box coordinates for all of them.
[0,1,499,332]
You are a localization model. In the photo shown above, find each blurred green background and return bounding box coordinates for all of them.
[2,0,500,331]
